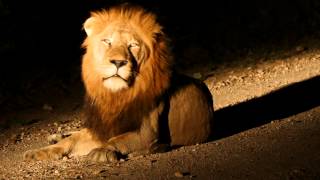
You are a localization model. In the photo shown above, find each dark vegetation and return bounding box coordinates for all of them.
[0,0,319,118]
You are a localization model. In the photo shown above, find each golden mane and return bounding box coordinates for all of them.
[81,4,173,141]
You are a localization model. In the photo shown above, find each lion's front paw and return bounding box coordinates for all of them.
[23,147,64,161]
[87,148,119,162]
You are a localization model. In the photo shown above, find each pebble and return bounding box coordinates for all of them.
[43,104,53,111]
[94,169,107,175]
[295,46,305,52]
[193,72,202,79]
[174,171,184,178]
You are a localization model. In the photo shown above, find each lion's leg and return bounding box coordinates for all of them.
[24,128,101,161]
[24,135,75,161]
[88,103,166,162]
[88,131,142,162]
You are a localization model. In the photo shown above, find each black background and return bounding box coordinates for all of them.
[0,0,319,112]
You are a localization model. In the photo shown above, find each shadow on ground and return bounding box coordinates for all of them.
[212,75,320,140]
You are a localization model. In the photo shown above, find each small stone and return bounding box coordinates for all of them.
[174,171,184,178]
[94,169,107,175]
[193,72,202,79]
[43,104,53,111]
[76,175,83,179]
[53,122,58,126]
[257,69,264,77]
[57,127,62,132]
[295,46,305,52]
[119,158,125,162]
[20,132,25,139]
[54,170,59,174]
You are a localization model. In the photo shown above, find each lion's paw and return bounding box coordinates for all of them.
[87,148,118,162]
[23,147,64,161]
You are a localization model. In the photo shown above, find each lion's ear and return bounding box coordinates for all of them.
[83,17,97,36]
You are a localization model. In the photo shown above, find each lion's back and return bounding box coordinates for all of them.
[166,74,214,146]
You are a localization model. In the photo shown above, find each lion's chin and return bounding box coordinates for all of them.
[102,77,129,92]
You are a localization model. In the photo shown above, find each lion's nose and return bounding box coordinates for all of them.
[110,60,128,69]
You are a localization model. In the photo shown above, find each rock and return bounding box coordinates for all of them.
[76,174,83,179]
[193,72,202,79]
[174,171,184,178]
[43,104,53,111]
[94,169,107,175]
[20,132,25,140]
[295,46,305,52]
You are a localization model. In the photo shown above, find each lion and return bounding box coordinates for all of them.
[23,4,214,162]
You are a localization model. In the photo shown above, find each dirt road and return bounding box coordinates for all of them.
[0,47,319,179]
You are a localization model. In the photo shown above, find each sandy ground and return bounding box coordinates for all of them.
[0,46,320,179]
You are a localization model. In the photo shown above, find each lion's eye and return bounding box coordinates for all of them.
[128,42,139,49]
[102,39,112,46]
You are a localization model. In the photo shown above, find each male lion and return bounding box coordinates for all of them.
[24,4,213,162]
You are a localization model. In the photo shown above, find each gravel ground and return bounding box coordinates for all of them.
[0,46,319,179]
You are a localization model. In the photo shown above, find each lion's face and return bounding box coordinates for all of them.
[85,22,148,92]
[82,6,171,99]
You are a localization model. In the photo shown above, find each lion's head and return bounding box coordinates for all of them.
[82,4,172,98]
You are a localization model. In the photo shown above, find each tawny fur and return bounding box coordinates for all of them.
[23,4,213,162]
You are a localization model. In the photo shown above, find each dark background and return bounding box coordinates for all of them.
[0,0,320,113]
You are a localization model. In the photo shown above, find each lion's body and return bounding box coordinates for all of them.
[24,4,213,162]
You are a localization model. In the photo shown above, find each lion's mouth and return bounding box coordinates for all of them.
[102,74,128,82]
